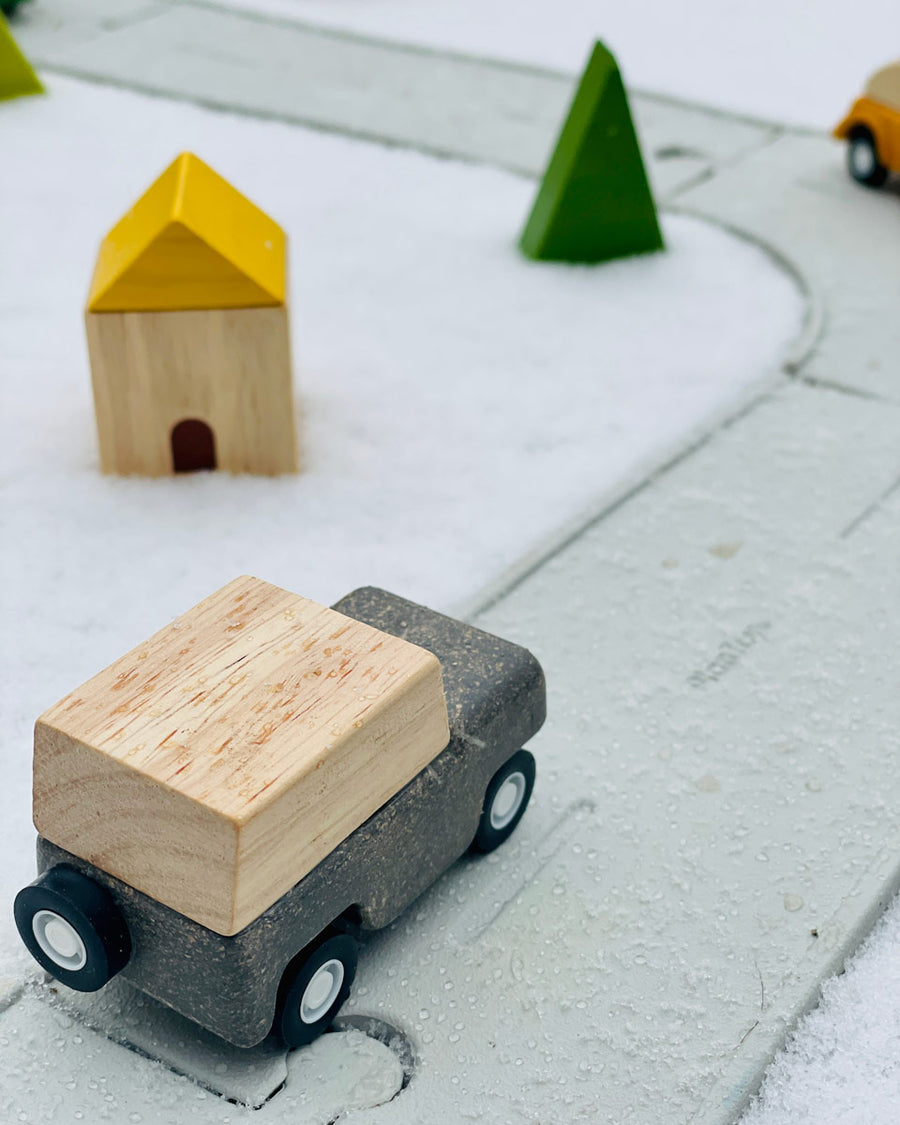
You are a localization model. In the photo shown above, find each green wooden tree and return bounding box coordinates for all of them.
[520,41,663,263]
[1,12,43,102]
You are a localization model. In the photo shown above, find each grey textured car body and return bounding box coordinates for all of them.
[35,587,547,1048]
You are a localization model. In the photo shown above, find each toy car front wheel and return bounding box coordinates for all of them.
[276,933,358,1048]
[14,865,131,991]
[848,129,888,187]
[472,749,536,853]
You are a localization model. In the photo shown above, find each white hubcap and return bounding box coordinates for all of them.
[851,141,875,176]
[300,959,344,1024]
[32,910,88,971]
[490,771,527,830]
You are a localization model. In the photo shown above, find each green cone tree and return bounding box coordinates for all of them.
[1,13,43,102]
[520,41,663,263]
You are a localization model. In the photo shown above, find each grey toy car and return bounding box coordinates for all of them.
[15,584,546,1049]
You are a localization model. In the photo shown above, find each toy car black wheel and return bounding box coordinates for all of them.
[848,129,888,187]
[471,749,536,853]
[14,865,131,991]
[276,933,357,1048]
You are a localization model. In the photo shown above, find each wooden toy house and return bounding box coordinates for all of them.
[85,153,298,476]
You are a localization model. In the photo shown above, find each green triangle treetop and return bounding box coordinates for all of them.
[520,41,663,263]
[0,14,44,102]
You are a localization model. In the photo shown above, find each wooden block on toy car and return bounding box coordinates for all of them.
[32,576,450,936]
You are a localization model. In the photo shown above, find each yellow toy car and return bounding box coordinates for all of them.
[834,60,900,187]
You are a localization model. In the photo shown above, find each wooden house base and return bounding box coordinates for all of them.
[85,304,298,476]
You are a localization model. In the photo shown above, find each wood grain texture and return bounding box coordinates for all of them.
[85,304,298,476]
[34,577,450,935]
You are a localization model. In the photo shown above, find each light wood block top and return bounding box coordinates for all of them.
[34,577,450,934]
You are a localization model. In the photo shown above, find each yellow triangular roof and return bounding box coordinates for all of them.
[87,153,286,312]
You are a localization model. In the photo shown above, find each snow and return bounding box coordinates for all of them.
[1,6,898,1122]
[0,71,810,1117]
[0,72,800,958]
[216,0,899,130]
[743,893,900,1124]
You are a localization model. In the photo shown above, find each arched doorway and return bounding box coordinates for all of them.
[171,419,217,473]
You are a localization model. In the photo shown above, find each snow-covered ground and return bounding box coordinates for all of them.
[217,0,899,130]
[0,74,801,963]
[743,892,900,1124]
[8,44,898,1124]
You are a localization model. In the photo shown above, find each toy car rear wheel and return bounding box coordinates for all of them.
[848,129,888,187]
[276,933,357,1048]
[472,749,536,853]
[14,865,131,991]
